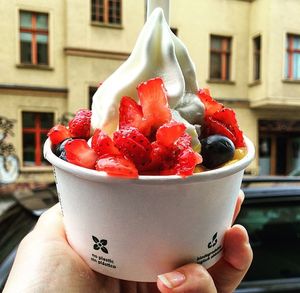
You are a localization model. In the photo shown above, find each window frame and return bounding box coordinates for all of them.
[91,0,122,26]
[253,35,261,81]
[19,10,49,66]
[209,35,232,81]
[22,112,53,167]
[88,86,99,110]
[286,34,300,80]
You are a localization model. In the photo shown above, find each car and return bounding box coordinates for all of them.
[1,178,300,292]
[235,176,300,292]
[0,183,58,291]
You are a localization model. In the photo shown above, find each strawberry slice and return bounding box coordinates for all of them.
[156,121,186,147]
[48,125,71,146]
[150,141,177,171]
[119,96,151,136]
[65,139,98,169]
[175,148,203,177]
[91,129,121,156]
[137,78,172,132]
[119,96,143,129]
[197,89,223,117]
[160,147,202,177]
[204,116,236,144]
[96,155,138,178]
[69,109,92,139]
[175,132,192,150]
[113,127,151,169]
[212,108,245,147]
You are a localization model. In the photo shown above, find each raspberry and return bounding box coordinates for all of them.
[68,109,92,139]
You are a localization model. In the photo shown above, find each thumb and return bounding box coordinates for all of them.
[157,263,217,293]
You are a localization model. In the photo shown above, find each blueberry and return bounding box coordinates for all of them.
[54,138,73,161]
[200,135,235,169]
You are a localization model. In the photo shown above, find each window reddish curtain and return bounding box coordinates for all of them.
[210,35,232,81]
[20,11,49,65]
[91,0,121,25]
[286,34,300,80]
[22,112,53,166]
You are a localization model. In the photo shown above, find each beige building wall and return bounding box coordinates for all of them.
[1,0,300,183]
[0,0,67,183]
[66,55,125,112]
[248,0,268,103]
[171,0,251,101]
[0,0,66,87]
[249,0,300,106]
[267,0,300,102]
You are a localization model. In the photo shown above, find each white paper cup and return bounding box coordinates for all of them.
[44,136,255,282]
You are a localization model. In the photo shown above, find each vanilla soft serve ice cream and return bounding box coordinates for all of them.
[91,8,204,150]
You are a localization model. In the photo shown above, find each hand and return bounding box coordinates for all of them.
[4,191,252,293]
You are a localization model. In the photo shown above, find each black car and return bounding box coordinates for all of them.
[1,178,300,292]
[235,177,300,293]
[0,183,58,291]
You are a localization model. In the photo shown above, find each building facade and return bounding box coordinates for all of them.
[1,0,300,184]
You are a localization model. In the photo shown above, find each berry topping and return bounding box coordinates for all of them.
[198,89,223,117]
[174,147,203,177]
[203,116,236,144]
[91,129,121,156]
[65,139,98,169]
[200,135,235,169]
[212,108,245,148]
[96,155,138,178]
[49,78,246,177]
[198,89,245,148]
[137,77,172,133]
[54,138,73,161]
[146,141,176,172]
[175,132,192,150]
[113,127,151,169]
[48,125,71,146]
[119,96,143,130]
[156,121,186,147]
[68,109,92,139]
[160,147,202,177]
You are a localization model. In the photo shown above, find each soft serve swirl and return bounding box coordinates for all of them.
[91,8,204,149]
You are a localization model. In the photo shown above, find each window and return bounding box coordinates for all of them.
[253,36,261,81]
[171,27,178,36]
[210,35,232,81]
[22,112,54,167]
[89,86,98,109]
[20,11,49,65]
[286,34,300,80]
[258,120,300,175]
[91,0,122,25]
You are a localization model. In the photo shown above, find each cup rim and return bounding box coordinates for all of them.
[44,136,255,185]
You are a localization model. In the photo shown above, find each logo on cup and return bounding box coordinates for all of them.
[92,236,108,254]
[208,232,218,249]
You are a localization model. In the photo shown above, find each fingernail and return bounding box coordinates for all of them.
[158,271,186,289]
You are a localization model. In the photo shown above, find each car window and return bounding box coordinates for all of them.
[236,200,300,281]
